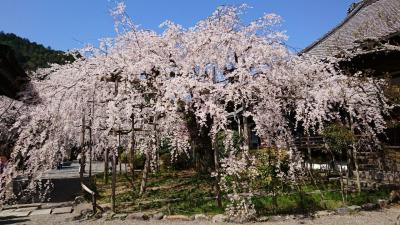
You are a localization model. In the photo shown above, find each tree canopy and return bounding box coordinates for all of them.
[0,3,390,217]
[0,32,75,71]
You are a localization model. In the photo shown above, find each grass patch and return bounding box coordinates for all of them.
[94,169,393,216]
[95,169,222,215]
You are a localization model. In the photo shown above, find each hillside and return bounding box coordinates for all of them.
[0,32,75,71]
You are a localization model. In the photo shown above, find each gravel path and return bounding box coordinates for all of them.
[1,206,399,225]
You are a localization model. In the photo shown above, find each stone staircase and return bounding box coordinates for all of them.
[347,147,400,190]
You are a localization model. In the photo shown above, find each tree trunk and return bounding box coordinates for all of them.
[186,111,213,173]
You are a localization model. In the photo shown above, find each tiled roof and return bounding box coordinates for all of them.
[301,0,400,57]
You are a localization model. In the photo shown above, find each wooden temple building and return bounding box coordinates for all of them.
[301,0,400,188]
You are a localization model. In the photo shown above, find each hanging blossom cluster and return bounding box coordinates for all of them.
[0,2,389,214]
[218,131,258,221]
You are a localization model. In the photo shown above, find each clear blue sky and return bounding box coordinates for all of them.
[0,0,357,52]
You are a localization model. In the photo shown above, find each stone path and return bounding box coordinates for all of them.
[0,204,73,218]
[1,203,399,225]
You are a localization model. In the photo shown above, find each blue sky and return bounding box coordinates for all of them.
[0,0,356,52]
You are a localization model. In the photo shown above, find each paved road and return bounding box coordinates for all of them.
[40,161,110,179]
[1,206,399,225]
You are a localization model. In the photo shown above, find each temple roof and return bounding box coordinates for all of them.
[301,0,400,57]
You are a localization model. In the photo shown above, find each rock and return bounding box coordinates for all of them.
[194,214,209,220]
[112,213,128,220]
[389,190,400,203]
[336,207,350,215]
[269,215,285,222]
[52,206,73,214]
[295,214,307,219]
[212,214,228,223]
[74,196,86,205]
[15,207,38,212]
[377,199,388,208]
[0,209,15,217]
[151,212,164,220]
[101,206,111,212]
[80,208,93,216]
[361,203,379,211]
[257,216,269,222]
[127,212,149,220]
[229,216,248,223]
[164,215,193,221]
[93,211,103,219]
[30,208,52,216]
[97,203,111,213]
[347,205,361,211]
[315,210,332,217]
[103,212,114,220]
[286,214,298,219]
[7,211,32,217]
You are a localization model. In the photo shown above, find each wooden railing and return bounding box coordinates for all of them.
[81,183,99,214]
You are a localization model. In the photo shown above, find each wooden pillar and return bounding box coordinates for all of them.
[130,114,135,186]
[349,115,361,193]
[79,112,86,183]
[104,148,109,184]
[243,116,251,150]
[154,123,160,172]
[111,147,116,212]
[88,119,92,180]
[213,138,222,208]
[92,193,96,214]
[307,135,312,170]
[118,131,122,175]
[139,141,150,196]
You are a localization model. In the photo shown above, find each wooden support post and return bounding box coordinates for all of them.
[243,116,251,151]
[213,139,222,208]
[307,135,312,170]
[118,131,122,175]
[81,183,96,214]
[324,138,346,204]
[92,194,96,214]
[154,123,160,172]
[139,145,150,196]
[79,112,86,183]
[111,148,116,212]
[130,114,135,187]
[104,148,109,184]
[89,119,92,180]
[349,115,361,193]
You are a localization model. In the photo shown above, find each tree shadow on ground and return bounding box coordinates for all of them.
[0,216,30,225]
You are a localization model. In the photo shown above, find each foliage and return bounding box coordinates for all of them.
[0,31,76,71]
[256,148,290,210]
[323,124,354,153]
